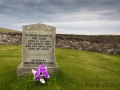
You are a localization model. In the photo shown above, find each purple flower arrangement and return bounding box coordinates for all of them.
[32,64,50,83]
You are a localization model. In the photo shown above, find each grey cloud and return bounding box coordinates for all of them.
[0,0,120,19]
[0,0,120,34]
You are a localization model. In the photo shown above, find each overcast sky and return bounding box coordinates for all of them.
[0,0,120,35]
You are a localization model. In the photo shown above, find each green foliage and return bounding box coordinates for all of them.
[0,46,120,90]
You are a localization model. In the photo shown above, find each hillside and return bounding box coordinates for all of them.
[0,27,21,33]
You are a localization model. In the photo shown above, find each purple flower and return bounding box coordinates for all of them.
[36,76,41,81]
[39,64,50,78]
[32,68,40,77]
[43,72,50,78]
[32,64,50,83]
[41,66,47,73]
[35,68,40,77]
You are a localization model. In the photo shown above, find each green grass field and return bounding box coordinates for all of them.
[0,45,120,90]
[0,28,21,32]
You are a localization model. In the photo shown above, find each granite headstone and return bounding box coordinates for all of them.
[17,23,58,76]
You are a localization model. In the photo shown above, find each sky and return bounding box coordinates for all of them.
[0,0,120,35]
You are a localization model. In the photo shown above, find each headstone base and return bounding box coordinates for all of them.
[17,63,58,77]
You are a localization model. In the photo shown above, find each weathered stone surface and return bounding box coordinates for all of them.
[17,23,58,76]
[0,33,22,45]
[56,34,120,54]
[0,32,120,54]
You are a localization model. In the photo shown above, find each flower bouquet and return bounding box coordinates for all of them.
[32,64,50,84]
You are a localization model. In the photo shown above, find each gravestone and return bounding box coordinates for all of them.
[17,23,58,76]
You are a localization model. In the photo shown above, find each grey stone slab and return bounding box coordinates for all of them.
[17,23,58,76]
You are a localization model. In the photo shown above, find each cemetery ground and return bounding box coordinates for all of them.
[0,45,120,90]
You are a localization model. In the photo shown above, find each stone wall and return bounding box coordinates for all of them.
[56,34,120,54]
[0,32,22,45]
[0,32,120,54]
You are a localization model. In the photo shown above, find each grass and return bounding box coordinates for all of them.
[0,28,21,32]
[0,45,120,90]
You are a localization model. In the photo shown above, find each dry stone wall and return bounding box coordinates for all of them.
[0,32,22,45]
[0,32,120,54]
[56,34,120,54]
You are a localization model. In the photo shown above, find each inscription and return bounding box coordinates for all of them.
[25,34,53,51]
[24,61,54,64]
